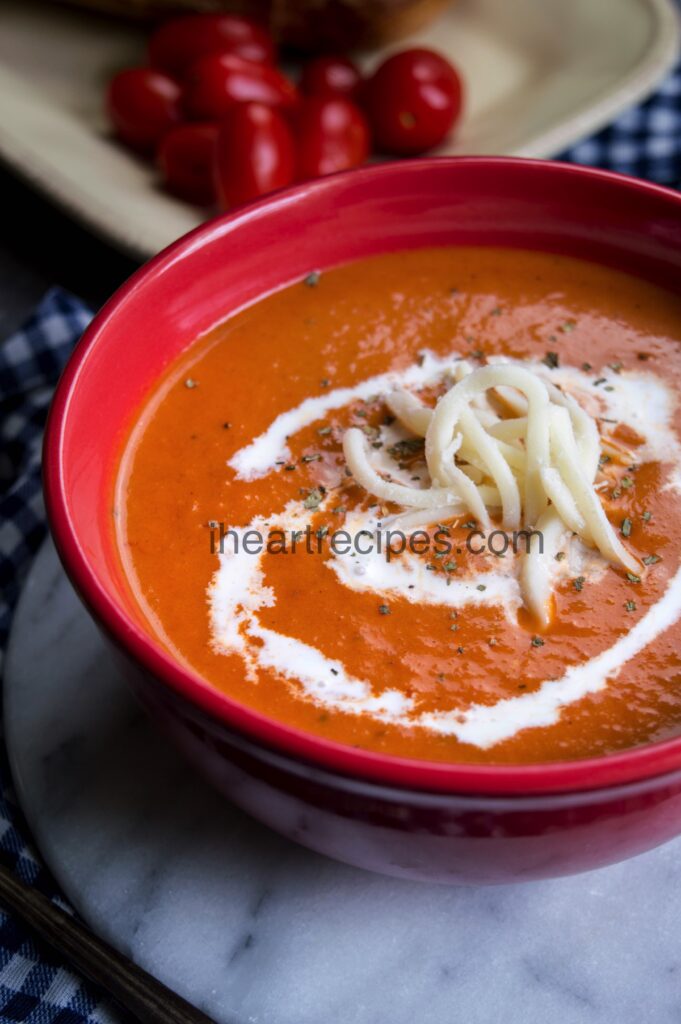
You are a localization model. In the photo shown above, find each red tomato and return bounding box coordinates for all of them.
[183,53,298,121]
[364,48,463,155]
[214,102,296,209]
[300,55,363,101]
[148,14,275,77]
[158,122,219,205]
[106,67,182,153]
[295,97,369,179]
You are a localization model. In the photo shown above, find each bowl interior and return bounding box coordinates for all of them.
[45,157,681,795]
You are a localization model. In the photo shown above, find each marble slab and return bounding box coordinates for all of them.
[5,538,681,1024]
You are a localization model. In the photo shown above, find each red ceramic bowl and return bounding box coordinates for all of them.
[45,158,681,884]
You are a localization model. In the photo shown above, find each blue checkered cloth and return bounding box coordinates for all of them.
[0,291,120,1023]
[1,52,681,1024]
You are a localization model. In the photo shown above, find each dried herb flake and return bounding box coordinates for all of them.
[303,489,323,510]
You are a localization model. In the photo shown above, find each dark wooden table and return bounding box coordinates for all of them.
[0,161,139,338]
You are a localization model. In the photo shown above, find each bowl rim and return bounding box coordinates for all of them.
[44,155,681,798]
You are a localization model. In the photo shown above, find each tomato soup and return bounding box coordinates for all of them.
[115,247,681,764]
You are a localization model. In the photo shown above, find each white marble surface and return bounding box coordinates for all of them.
[6,539,681,1024]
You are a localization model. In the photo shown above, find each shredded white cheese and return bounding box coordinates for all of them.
[344,362,638,624]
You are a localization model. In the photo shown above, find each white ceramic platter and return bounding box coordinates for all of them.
[0,0,678,260]
[8,539,681,1024]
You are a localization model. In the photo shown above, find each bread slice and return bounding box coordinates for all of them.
[53,0,451,50]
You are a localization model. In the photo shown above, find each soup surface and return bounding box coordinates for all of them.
[117,247,681,764]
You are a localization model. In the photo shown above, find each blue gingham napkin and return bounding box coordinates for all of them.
[0,292,121,1023]
[1,55,681,1022]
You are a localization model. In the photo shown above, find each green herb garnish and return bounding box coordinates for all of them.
[303,488,323,510]
[387,437,424,459]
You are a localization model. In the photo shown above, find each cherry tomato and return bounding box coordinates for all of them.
[183,53,299,122]
[214,102,295,209]
[295,97,369,179]
[300,55,363,101]
[364,48,463,155]
[158,122,219,205]
[148,14,275,77]
[106,67,182,154]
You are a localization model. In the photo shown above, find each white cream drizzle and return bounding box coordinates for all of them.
[229,351,459,480]
[211,352,681,750]
[422,562,681,747]
[329,512,523,623]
